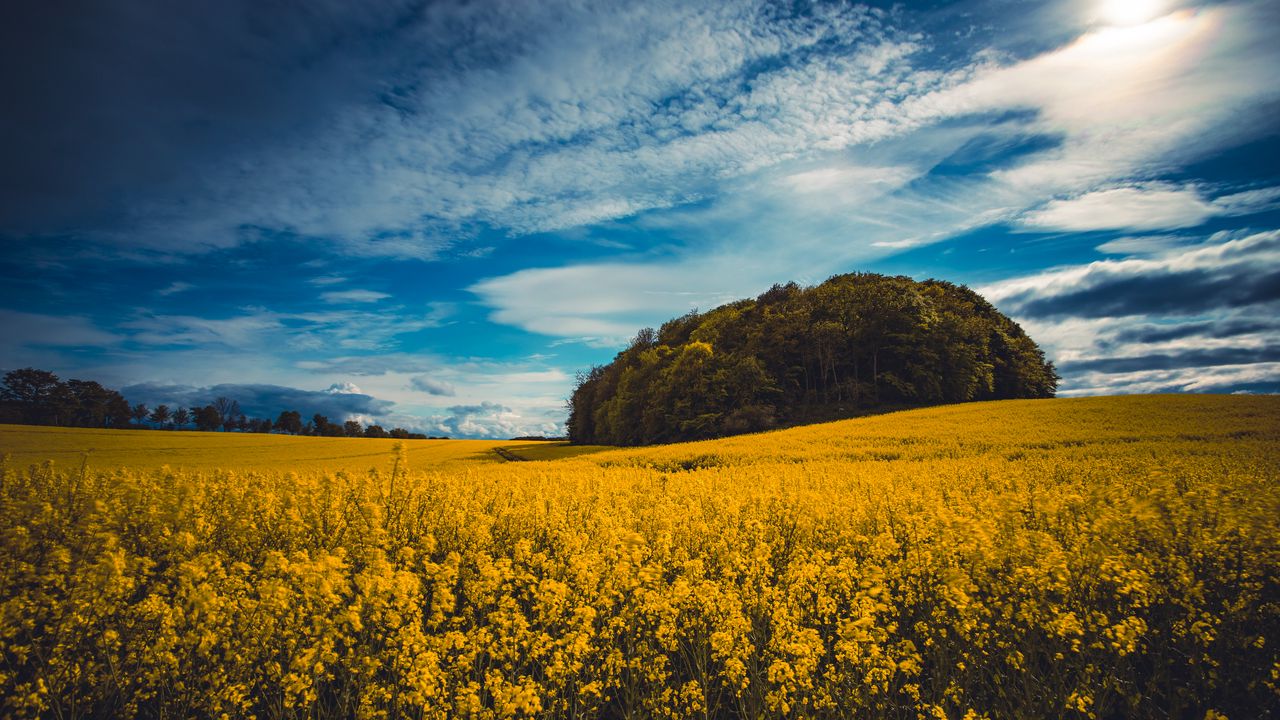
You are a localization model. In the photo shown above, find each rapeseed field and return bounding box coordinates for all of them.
[0,395,1276,718]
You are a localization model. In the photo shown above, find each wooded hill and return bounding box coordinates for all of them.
[567,273,1059,445]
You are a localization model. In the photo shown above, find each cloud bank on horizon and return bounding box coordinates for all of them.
[2,0,1277,437]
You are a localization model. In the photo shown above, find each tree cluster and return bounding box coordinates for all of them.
[568,273,1058,446]
[0,368,442,439]
[0,368,133,428]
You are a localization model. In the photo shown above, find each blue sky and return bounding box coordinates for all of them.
[2,0,1278,437]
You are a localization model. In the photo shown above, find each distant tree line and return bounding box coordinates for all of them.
[568,273,1059,446]
[0,368,444,439]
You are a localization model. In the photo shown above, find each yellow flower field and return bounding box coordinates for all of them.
[1,395,1277,719]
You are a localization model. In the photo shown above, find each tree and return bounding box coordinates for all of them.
[568,272,1057,445]
[103,391,133,429]
[343,420,363,437]
[1,368,64,424]
[149,404,171,428]
[131,403,150,427]
[364,424,389,438]
[193,405,221,432]
[172,407,191,429]
[65,379,108,427]
[212,396,240,426]
[274,410,302,435]
[62,380,132,428]
[312,413,331,436]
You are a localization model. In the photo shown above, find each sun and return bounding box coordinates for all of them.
[1097,0,1167,26]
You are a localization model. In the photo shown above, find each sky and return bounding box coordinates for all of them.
[2,0,1278,438]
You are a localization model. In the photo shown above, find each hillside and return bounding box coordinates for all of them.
[568,273,1058,445]
[1,395,1277,718]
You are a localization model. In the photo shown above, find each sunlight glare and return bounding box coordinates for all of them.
[1098,0,1166,26]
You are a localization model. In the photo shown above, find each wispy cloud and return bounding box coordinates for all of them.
[121,303,450,351]
[1019,182,1280,232]
[320,289,390,304]
[470,3,1280,340]
[157,281,194,296]
[1019,184,1217,232]
[410,375,456,397]
[307,275,347,286]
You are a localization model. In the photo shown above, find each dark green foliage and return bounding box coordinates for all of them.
[275,410,303,434]
[194,405,223,432]
[568,273,1058,445]
[0,368,132,428]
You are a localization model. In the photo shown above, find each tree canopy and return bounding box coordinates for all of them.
[568,273,1058,446]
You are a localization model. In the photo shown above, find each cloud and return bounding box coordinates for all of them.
[1212,186,1280,215]
[308,275,347,286]
[1057,346,1280,375]
[1111,318,1280,345]
[1019,182,1280,233]
[982,230,1280,319]
[425,401,560,439]
[121,304,449,352]
[980,228,1280,395]
[325,382,362,394]
[6,0,1275,271]
[320,289,390,304]
[1019,184,1216,232]
[0,310,120,349]
[410,375,456,396]
[1057,363,1280,397]
[157,281,194,296]
[470,259,751,339]
[469,3,1280,339]
[916,7,1280,194]
[1095,235,1190,255]
[119,382,394,421]
[295,354,440,376]
[782,166,917,196]
[1,0,942,257]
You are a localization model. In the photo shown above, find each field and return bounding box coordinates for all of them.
[0,395,1277,719]
[0,425,607,473]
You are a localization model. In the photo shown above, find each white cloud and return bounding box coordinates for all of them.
[1058,362,1280,396]
[981,229,1280,312]
[1020,184,1216,231]
[1021,182,1280,233]
[1095,235,1189,255]
[470,3,1280,339]
[64,0,949,256]
[308,275,347,286]
[410,375,456,397]
[320,289,390,304]
[471,259,755,340]
[916,7,1280,193]
[425,401,563,439]
[121,304,449,352]
[1212,186,1280,215]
